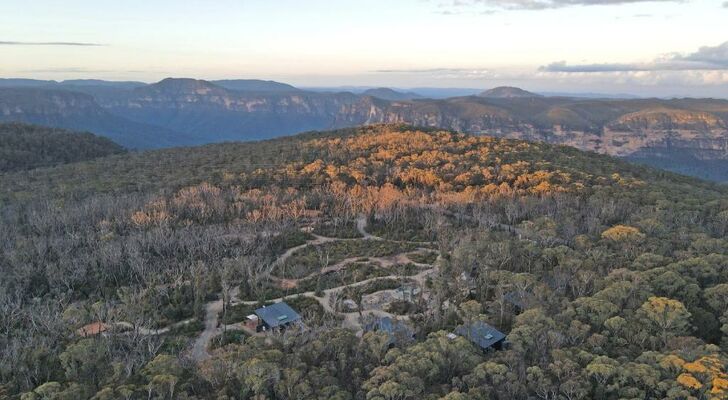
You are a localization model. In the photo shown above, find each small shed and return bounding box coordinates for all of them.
[244,314,259,331]
[254,302,302,332]
[455,321,506,351]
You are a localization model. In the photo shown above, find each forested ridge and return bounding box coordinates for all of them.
[0,123,125,173]
[1,125,727,399]
[3,80,728,182]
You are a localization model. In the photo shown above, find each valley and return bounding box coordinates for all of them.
[1,79,727,181]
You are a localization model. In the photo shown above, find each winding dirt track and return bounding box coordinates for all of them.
[181,214,533,361]
[188,217,436,362]
[124,217,438,363]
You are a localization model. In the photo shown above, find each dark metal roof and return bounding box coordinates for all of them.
[455,321,506,349]
[255,302,301,328]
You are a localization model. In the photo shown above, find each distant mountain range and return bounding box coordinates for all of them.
[211,79,301,93]
[361,87,424,101]
[479,86,542,98]
[1,77,727,181]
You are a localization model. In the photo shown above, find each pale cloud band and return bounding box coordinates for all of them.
[0,41,104,46]
[372,42,728,88]
[375,68,508,80]
[540,41,728,72]
[439,0,681,11]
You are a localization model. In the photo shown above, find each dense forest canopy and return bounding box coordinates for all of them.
[0,122,125,173]
[1,125,727,399]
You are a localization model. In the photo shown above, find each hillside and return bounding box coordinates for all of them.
[0,123,125,172]
[479,86,542,98]
[100,78,361,143]
[0,78,145,89]
[1,80,728,181]
[362,87,424,100]
[0,88,190,149]
[340,96,728,182]
[212,79,301,92]
[1,125,727,399]
[135,77,230,97]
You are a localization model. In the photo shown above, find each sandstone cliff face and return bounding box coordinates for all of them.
[89,79,728,164]
[101,79,360,118]
[333,98,728,164]
[2,82,728,179]
[96,81,363,141]
[0,88,187,148]
[609,108,726,131]
[0,88,106,119]
[334,98,523,134]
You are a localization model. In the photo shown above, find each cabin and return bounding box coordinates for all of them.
[455,321,506,351]
[364,316,415,347]
[252,302,302,332]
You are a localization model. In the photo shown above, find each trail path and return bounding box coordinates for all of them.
[357,214,437,246]
[189,300,220,362]
[121,216,447,363]
[113,319,195,336]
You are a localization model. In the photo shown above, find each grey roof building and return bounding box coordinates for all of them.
[254,302,302,331]
[455,321,506,351]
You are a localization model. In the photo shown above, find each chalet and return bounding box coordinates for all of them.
[364,316,415,347]
[251,302,302,332]
[455,321,506,351]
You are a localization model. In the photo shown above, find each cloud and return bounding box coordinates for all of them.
[18,67,114,74]
[540,70,728,88]
[438,0,681,11]
[435,7,495,15]
[540,41,728,72]
[724,1,728,7]
[680,41,728,67]
[372,42,728,90]
[0,41,104,46]
[377,68,488,73]
[375,68,503,80]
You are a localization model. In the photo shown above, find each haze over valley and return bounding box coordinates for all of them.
[2,77,728,181]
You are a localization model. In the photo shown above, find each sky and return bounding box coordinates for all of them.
[1,0,727,97]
